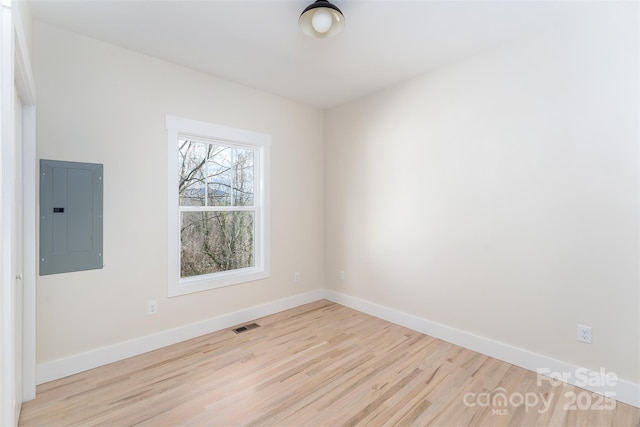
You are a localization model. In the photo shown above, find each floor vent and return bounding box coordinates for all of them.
[232,322,261,334]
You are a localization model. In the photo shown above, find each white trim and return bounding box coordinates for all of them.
[323,290,640,408]
[13,0,36,403]
[36,290,325,384]
[166,115,271,297]
[20,104,35,402]
[1,0,18,424]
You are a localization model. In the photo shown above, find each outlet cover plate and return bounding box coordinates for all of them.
[577,324,592,343]
[148,300,158,315]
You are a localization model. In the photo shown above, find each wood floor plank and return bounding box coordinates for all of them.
[19,300,640,426]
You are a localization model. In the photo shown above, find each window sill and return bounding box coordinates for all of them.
[169,269,270,297]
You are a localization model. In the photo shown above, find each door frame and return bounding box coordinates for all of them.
[14,1,36,403]
[1,1,36,424]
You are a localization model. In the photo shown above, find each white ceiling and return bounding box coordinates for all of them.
[30,0,596,108]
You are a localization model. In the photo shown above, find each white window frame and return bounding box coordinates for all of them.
[166,115,270,297]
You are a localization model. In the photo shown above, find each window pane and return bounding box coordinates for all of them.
[178,140,209,206]
[233,148,254,206]
[207,146,232,206]
[180,211,255,278]
[179,141,255,207]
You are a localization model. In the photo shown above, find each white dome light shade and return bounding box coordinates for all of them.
[311,10,333,33]
[299,0,345,39]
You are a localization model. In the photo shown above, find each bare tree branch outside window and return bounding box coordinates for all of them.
[178,140,255,278]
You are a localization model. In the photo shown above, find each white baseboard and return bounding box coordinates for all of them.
[36,289,325,384]
[37,288,640,409]
[324,290,640,409]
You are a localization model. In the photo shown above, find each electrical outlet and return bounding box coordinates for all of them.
[577,324,592,343]
[339,271,345,281]
[148,300,158,315]
[294,272,300,282]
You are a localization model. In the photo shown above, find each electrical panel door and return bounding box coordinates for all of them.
[40,160,103,275]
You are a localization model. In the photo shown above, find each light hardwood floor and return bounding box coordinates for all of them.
[19,300,640,426]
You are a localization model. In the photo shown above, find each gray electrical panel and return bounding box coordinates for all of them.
[40,159,103,275]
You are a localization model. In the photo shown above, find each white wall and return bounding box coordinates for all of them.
[325,5,639,384]
[33,22,325,364]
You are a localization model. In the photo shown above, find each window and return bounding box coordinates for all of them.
[166,116,270,296]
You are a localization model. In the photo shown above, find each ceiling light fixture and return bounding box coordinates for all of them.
[299,0,345,39]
